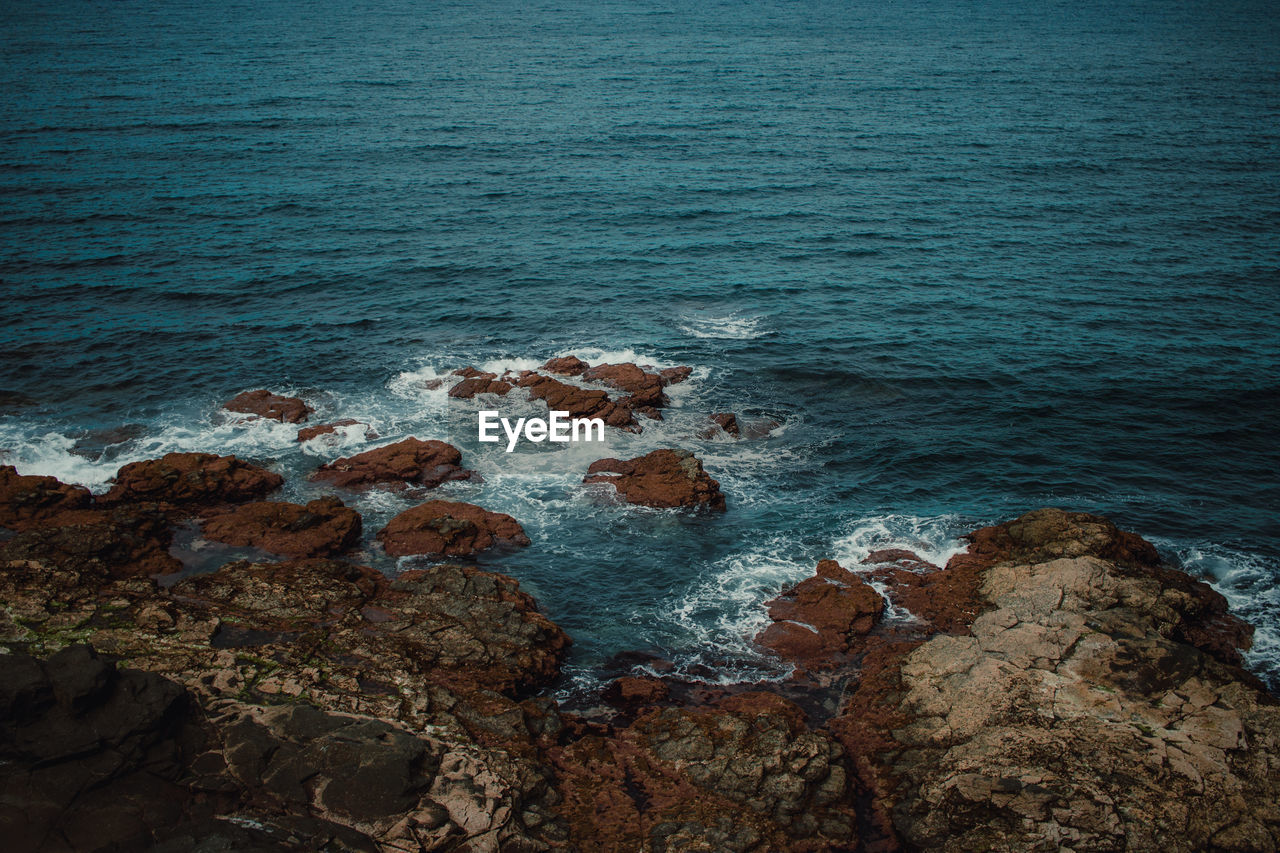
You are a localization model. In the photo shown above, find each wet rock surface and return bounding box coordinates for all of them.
[0,465,92,530]
[377,499,530,557]
[201,496,362,558]
[516,371,639,432]
[313,437,474,490]
[223,389,314,424]
[447,368,515,399]
[0,505,181,578]
[296,418,378,442]
[102,452,284,509]
[584,448,726,510]
[756,559,884,668]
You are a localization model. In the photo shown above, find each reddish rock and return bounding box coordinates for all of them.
[659,366,693,384]
[296,419,378,442]
[603,675,670,709]
[715,691,808,732]
[201,496,362,558]
[861,548,934,568]
[699,412,780,440]
[755,560,884,666]
[312,437,473,490]
[700,412,740,439]
[584,449,725,510]
[0,466,92,531]
[582,362,667,409]
[448,372,513,398]
[377,500,530,557]
[542,356,590,376]
[451,366,487,378]
[223,389,313,424]
[102,452,283,509]
[516,372,638,431]
[0,506,180,578]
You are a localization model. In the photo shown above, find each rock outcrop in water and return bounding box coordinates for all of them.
[313,437,474,490]
[223,389,313,423]
[296,418,379,442]
[201,495,363,558]
[584,448,727,510]
[755,559,884,669]
[102,451,284,509]
[516,370,640,432]
[2,460,1276,853]
[377,499,531,557]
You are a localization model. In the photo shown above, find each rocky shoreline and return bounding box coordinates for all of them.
[2,364,1277,851]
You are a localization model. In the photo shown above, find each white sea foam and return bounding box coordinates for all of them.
[677,311,768,340]
[660,535,814,682]
[830,514,972,570]
[1153,538,1280,690]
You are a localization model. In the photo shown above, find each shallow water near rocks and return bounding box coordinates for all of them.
[2,0,1277,691]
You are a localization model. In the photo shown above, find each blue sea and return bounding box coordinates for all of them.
[2,0,1278,691]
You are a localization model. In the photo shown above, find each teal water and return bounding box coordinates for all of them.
[2,0,1278,690]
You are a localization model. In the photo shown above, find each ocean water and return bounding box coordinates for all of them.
[2,0,1278,691]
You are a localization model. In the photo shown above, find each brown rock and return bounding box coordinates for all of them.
[517,371,639,431]
[223,389,313,423]
[582,362,667,409]
[102,452,283,509]
[755,560,884,666]
[542,356,590,376]
[0,505,180,578]
[584,449,725,510]
[201,496,362,558]
[448,372,513,398]
[659,366,693,384]
[377,500,530,557]
[861,548,933,567]
[603,675,670,709]
[0,465,92,531]
[551,700,854,852]
[296,419,377,442]
[701,412,740,438]
[312,437,473,490]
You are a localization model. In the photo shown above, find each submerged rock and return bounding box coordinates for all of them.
[377,499,530,557]
[201,496,362,558]
[223,389,313,423]
[312,437,473,490]
[584,448,726,510]
[296,418,378,442]
[102,452,283,509]
[703,411,741,438]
